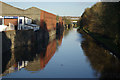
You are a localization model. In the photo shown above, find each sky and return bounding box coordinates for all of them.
[1,0,119,2]
[1,0,100,2]
[4,2,97,16]
[3,0,120,16]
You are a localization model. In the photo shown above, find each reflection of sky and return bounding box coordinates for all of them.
[5,2,97,16]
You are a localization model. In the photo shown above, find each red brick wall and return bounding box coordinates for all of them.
[40,10,56,31]
[4,19,18,26]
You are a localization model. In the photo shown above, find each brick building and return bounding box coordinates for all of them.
[24,7,57,31]
[40,10,56,31]
[0,1,57,32]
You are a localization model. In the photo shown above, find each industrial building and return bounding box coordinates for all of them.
[0,1,58,32]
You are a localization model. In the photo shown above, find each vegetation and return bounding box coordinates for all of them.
[62,16,71,25]
[56,15,59,22]
[78,2,120,54]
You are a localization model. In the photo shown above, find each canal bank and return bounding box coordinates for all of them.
[2,29,50,53]
[2,25,65,53]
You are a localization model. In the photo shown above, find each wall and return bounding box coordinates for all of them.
[4,19,18,26]
[40,10,56,31]
[2,29,49,53]
[24,7,41,25]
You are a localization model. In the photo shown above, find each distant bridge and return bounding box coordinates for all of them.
[65,16,80,23]
[70,16,80,27]
[63,16,80,28]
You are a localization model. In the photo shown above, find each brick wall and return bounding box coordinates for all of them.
[4,19,18,26]
[40,10,56,31]
[2,29,49,53]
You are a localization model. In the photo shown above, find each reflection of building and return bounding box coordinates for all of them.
[58,35,63,46]
[2,29,64,76]
[25,39,57,71]
[40,39,57,69]
[1,61,28,76]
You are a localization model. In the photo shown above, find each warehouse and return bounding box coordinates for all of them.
[24,7,57,32]
[0,1,59,33]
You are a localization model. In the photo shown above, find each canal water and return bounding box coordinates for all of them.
[2,28,120,78]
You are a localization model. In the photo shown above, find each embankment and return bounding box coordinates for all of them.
[78,2,120,56]
[2,29,49,53]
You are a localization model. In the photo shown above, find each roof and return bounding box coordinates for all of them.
[0,1,24,11]
[1,1,56,17]
[25,7,41,10]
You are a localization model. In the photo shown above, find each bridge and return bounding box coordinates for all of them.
[65,16,80,21]
[67,16,80,27]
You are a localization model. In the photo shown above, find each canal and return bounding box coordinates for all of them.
[2,28,120,79]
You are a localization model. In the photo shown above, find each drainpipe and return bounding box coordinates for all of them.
[18,16,20,30]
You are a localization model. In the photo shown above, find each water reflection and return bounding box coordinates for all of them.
[81,33,120,79]
[2,31,64,76]
[2,29,120,79]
